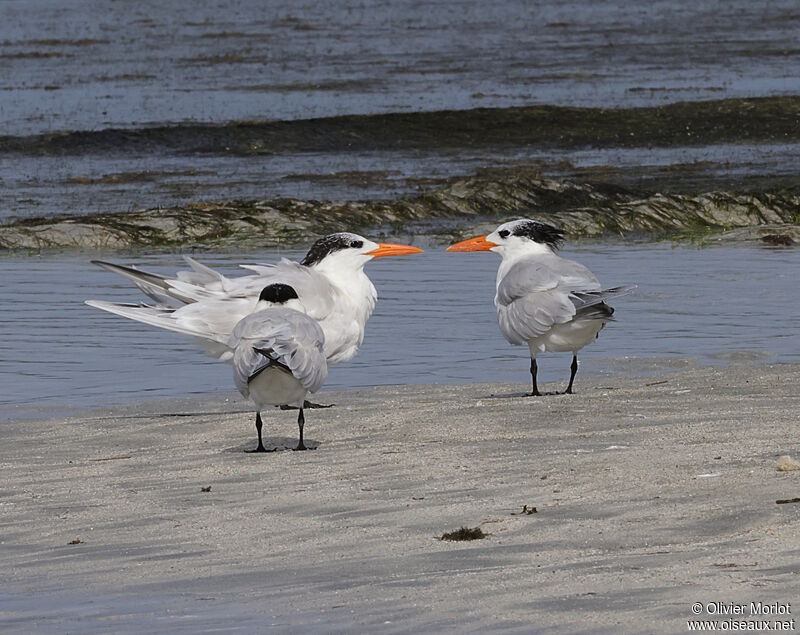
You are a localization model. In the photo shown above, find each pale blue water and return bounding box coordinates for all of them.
[1,243,798,422]
[3,0,798,135]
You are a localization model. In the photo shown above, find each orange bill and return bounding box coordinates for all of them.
[445,235,498,252]
[367,243,424,258]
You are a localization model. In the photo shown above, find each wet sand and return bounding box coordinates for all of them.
[2,363,799,633]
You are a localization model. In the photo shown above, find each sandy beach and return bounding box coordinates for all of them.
[2,362,799,633]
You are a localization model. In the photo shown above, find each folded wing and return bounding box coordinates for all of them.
[230,309,327,397]
[495,258,634,346]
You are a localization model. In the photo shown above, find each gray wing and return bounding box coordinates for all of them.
[570,285,637,312]
[90,260,183,308]
[230,308,328,396]
[174,256,228,287]
[497,291,578,345]
[235,259,338,320]
[91,257,234,306]
[495,257,603,345]
[496,257,601,305]
[90,256,338,317]
[171,259,337,321]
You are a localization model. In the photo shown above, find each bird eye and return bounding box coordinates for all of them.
[351,240,364,249]
[498,230,510,238]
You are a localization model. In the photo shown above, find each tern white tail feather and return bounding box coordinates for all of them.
[85,300,231,358]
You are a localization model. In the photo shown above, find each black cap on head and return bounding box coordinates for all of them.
[508,220,564,249]
[258,283,299,304]
[301,232,365,267]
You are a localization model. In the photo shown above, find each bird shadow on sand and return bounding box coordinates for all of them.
[483,390,566,400]
[225,437,320,453]
[88,410,252,422]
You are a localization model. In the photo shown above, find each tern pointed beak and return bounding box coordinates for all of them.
[446,235,498,252]
[366,243,424,258]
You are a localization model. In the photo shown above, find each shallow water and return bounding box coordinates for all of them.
[1,243,797,422]
[2,0,799,135]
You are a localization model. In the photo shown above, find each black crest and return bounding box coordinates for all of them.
[510,220,564,250]
[301,233,365,267]
[258,283,299,304]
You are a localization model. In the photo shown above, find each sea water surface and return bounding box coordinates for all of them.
[3,0,798,135]
[3,0,800,222]
[1,242,798,422]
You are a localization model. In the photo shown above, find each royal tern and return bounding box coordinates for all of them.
[447,219,635,395]
[89,283,327,452]
[89,233,423,365]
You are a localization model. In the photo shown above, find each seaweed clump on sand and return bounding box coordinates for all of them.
[440,526,487,541]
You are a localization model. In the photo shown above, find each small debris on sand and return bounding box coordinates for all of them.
[777,455,800,472]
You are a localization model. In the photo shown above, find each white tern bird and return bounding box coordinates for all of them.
[447,219,635,395]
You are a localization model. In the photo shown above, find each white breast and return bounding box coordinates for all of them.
[246,367,309,410]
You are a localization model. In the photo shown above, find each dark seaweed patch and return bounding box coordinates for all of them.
[440,526,487,541]
[3,97,800,156]
[761,234,795,246]
[3,169,800,250]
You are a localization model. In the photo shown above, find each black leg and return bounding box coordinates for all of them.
[565,354,578,394]
[530,359,541,396]
[294,408,307,451]
[247,411,270,453]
